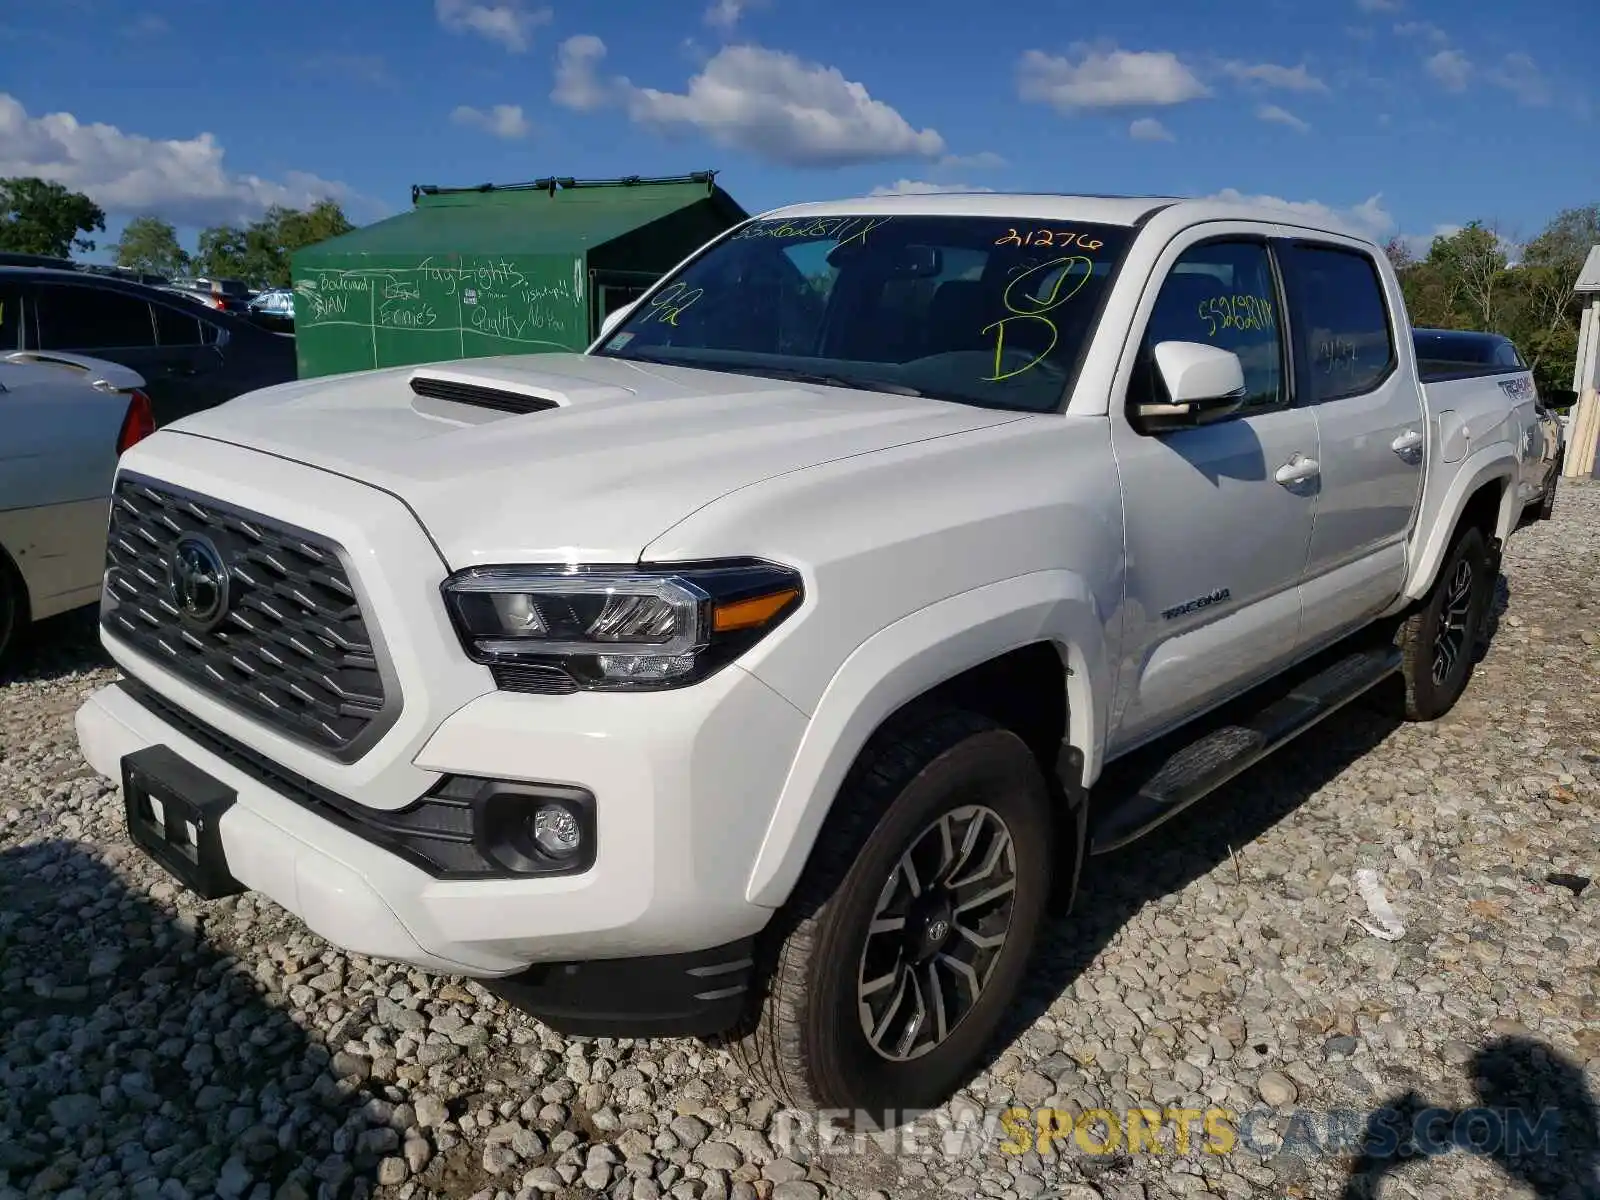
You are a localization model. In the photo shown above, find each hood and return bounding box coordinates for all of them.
[168,353,1021,565]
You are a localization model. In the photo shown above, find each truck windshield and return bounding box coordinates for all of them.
[591,215,1132,413]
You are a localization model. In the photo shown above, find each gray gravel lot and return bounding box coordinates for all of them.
[3,482,1598,1200]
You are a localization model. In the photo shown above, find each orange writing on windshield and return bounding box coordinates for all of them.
[995,229,1104,251]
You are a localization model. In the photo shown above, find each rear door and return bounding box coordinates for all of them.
[25,280,178,414]
[1277,241,1425,644]
[150,300,229,424]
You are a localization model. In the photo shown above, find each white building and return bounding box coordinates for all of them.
[1565,245,1600,479]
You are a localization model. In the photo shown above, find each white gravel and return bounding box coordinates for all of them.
[4,482,1598,1200]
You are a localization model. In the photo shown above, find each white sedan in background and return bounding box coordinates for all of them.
[0,351,154,665]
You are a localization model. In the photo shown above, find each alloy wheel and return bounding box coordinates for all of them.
[1431,558,1474,686]
[856,804,1018,1062]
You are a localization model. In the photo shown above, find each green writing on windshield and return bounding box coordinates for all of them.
[646,280,703,327]
[730,216,893,247]
[981,256,1095,382]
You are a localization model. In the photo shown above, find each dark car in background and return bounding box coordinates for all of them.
[0,267,296,427]
[166,276,254,315]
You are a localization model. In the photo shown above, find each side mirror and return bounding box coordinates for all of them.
[598,300,639,341]
[1135,341,1248,431]
[1542,387,1578,410]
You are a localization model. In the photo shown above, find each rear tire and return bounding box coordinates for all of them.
[1539,459,1560,520]
[730,710,1053,1119]
[1395,525,1492,721]
[0,550,29,672]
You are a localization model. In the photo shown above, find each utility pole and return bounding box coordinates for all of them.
[1564,246,1600,479]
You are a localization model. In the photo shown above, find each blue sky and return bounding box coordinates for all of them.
[1,0,1594,258]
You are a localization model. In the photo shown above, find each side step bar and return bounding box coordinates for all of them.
[1089,646,1401,854]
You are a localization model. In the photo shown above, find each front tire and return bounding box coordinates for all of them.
[731,710,1053,1118]
[1395,525,1493,721]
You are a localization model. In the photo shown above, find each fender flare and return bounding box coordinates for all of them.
[743,570,1111,908]
[1404,448,1519,603]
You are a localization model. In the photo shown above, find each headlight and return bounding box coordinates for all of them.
[442,559,803,691]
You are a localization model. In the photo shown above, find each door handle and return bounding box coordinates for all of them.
[1391,429,1424,457]
[1274,454,1320,486]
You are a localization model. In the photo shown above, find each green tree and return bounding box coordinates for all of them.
[0,177,107,257]
[1515,204,1600,390]
[113,215,190,276]
[1426,221,1511,330]
[195,225,251,281]
[195,199,354,287]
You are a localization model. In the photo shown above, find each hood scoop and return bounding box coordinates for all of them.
[410,371,562,417]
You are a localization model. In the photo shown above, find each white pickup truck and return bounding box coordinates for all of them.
[76,194,1540,1117]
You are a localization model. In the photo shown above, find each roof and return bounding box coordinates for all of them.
[758,192,1384,243]
[1577,245,1600,293]
[298,174,747,259]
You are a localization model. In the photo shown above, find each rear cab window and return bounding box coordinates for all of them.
[1276,243,1395,402]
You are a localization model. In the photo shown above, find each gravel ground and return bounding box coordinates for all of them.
[3,481,1598,1200]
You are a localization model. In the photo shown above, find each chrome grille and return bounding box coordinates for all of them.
[102,475,393,759]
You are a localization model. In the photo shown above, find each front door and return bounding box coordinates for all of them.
[1277,240,1425,643]
[1109,235,1319,751]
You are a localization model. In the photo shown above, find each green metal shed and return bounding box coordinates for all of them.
[288,171,747,379]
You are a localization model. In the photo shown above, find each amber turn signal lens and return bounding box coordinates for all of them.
[712,588,800,632]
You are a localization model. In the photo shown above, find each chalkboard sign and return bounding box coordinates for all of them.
[293,253,588,375]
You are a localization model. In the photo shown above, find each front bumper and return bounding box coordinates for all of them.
[76,657,807,984]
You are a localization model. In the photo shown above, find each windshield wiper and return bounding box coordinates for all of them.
[733,365,927,398]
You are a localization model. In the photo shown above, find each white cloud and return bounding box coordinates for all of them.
[0,92,361,227]
[1129,117,1175,141]
[450,103,532,139]
[1256,104,1311,133]
[552,35,621,112]
[1488,53,1551,106]
[1018,46,1208,111]
[1205,187,1395,241]
[1425,49,1471,92]
[552,38,945,167]
[938,150,1007,171]
[434,0,551,52]
[869,180,994,196]
[704,0,767,30]
[1221,61,1329,93]
[1356,0,1402,11]
[1394,20,1449,45]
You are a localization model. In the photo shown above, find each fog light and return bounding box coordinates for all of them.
[531,805,583,857]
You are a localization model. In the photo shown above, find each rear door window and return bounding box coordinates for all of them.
[1278,243,1396,402]
[33,283,156,350]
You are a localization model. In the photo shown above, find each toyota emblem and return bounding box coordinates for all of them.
[169,534,230,631]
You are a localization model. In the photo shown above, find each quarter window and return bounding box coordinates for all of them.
[1279,243,1395,402]
[1133,240,1284,413]
[34,284,156,349]
[154,303,203,346]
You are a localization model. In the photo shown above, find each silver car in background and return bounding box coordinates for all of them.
[0,351,155,665]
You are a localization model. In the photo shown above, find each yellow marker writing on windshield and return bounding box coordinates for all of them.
[981,255,1095,381]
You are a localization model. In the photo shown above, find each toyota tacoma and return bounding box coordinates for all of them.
[76,194,1537,1116]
